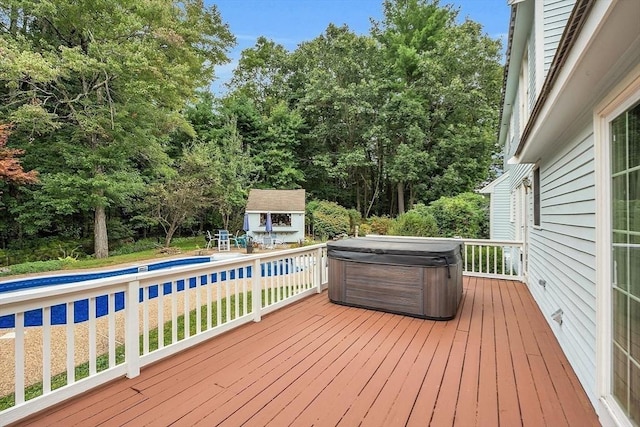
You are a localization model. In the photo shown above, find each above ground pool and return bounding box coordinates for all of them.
[0,254,245,328]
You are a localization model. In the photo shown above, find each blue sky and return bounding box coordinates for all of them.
[208,0,511,94]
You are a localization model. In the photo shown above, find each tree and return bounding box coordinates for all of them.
[178,94,257,230]
[228,36,292,114]
[373,0,503,213]
[252,101,305,189]
[290,25,384,212]
[0,124,38,187]
[0,0,235,257]
[145,176,209,248]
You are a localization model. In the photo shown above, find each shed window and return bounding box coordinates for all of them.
[260,213,292,227]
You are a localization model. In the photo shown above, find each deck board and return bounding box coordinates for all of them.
[12,277,600,427]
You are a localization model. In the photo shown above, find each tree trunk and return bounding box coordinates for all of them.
[94,205,109,258]
[397,182,405,215]
[409,184,415,208]
[165,223,177,248]
[9,6,18,34]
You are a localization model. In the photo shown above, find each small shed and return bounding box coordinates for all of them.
[245,189,306,243]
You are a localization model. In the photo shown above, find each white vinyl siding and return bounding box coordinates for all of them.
[508,164,534,241]
[543,0,576,75]
[528,35,537,111]
[481,173,511,241]
[527,129,597,404]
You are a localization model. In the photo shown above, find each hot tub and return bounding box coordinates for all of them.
[327,238,463,320]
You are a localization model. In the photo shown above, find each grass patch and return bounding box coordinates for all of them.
[0,237,207,278]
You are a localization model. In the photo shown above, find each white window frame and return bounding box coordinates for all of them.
[595,65,640,427]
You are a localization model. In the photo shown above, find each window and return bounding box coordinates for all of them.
[259,213,292,227]
[610,100,640,423]
[533,167,541,226]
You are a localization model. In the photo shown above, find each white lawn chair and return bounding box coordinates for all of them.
[261,235,274,249]
[218,229,231,251]
[205,231,215,249]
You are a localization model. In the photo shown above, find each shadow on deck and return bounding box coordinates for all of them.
[14,277,600,426]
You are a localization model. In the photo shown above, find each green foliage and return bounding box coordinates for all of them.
[389,204,438,236]
[347,209,362,235]
[366,216,394,235]
[466,245,508,275]
[0,238,89,266]
[108,238,159,256]
[358,223,372,236]
[0,0,504,258]
[0,0,236,257]
[0,260,66,277]
[308,200,350,239]
[427,192,489,238]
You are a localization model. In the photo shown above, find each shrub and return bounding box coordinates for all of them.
[428,192,489,238]
[1,238,90,266]
[366,216,393,235]
[358,223,372,236]
[347,209,361,235]
[389,207,438,237]
[108,238,158,256]
[465,246,510,275]
[308,200,350,240]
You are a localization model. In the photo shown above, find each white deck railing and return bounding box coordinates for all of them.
[363,235,524,281]
[458,238,524,280]
[0,237,522,424]
[0,244,327,425]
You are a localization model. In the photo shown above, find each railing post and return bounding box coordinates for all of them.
[315,248,323,293]
[125,280,140,379]
[252,258,262,322]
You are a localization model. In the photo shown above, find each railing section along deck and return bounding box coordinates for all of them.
[0,238,521,424]
[0,245,327,425]
[365,235,524,281]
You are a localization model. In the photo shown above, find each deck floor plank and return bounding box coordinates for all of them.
[183,305,373,426]
[227,310,393,427]
[502,278,547,427]
[494,279,524,426]
[11,277,600,427]
[293,313,407,427]
[254,310,392,426]
[453,276,481,427]
[516,281,600,427]
[335,315,423,427]
[476,274,500,427]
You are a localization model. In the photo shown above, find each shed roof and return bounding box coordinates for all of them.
[246,189,306,212]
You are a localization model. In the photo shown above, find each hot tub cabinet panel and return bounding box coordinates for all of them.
[327,238,463,320]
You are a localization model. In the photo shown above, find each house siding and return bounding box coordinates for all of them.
[526,128,597,403]
[543,0,576,74]
[480,173,512,241]
[491,177,511,241]
[528,34,537,111]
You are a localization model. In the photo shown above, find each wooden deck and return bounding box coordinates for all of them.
[13,277,600,426]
